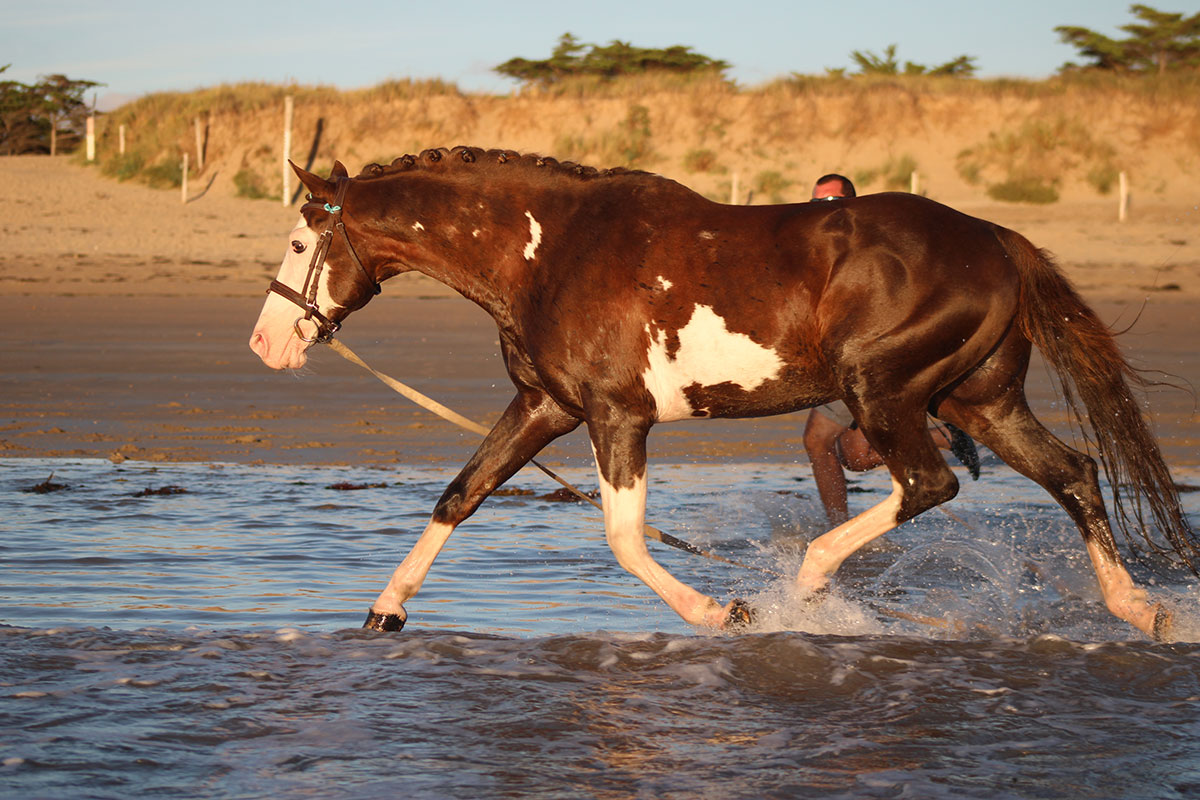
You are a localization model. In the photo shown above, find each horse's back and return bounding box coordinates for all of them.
[798,193,1025,407]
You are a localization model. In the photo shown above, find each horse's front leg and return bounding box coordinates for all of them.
[365,390,580,631]
[588,412,746,630]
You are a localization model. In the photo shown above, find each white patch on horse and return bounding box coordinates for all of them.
[641,304,784,422]
[656,276,673,291]
[698,230,716,240]
[412,221,425,232]
[595,469,648,560]
[249,217,345,370]
[523,211,542,260]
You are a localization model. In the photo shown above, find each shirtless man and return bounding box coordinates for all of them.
[803,174,980,524]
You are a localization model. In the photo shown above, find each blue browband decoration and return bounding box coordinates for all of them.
[324,203,341,213]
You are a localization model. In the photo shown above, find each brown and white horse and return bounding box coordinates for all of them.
[249,147,1196,639]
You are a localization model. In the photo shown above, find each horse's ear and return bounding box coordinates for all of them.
[331,160,349,179]
[290,160,333,198]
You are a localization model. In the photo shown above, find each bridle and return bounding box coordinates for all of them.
[267,177,381,344]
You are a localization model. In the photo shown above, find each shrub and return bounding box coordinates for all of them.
[882,154,918,190]
[957,116,1116,193]
[986,176,1059,204]
[852,167,880,189]
[1086,163,1120,194]
[682,148,721,173]
[957,159,983,186]
[234,168,272,200]
[100,152,145,182]
[142,160,183,189]
[754,170,792,203]
[614,104,653,167]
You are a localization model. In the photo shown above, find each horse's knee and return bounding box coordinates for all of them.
[432,478,488,524]
[896,468,959,523]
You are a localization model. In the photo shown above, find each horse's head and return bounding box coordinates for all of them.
[249,161,381,370]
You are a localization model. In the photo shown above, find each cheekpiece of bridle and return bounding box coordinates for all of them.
[267,177,381,344]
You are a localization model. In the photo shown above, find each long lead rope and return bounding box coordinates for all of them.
[326,338,991,635]
[326,338,782,578]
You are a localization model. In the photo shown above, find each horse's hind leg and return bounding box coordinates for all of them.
[940,388,1167,638]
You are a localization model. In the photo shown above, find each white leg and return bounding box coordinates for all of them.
[1084,538,1164,637]
[596,467,730,628]
[796,478,904,594]
[370,518,456,620]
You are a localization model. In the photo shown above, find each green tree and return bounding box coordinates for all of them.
[0,69,103,155]
[849,43,902,75]
[1056,4,1200,73]
[1,66,38,154]
[496,33,729,85]
[35,73,102,155]
[848,44,977,77]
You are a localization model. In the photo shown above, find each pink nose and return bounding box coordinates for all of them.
[249,330,269,359]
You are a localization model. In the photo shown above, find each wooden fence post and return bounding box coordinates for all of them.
[730,172,740,205]
[1118,171,1129,222]
[86,115,95,162]
[194,117,205,171]
[119,124,126,156]
[181,153,189,204]
[282,96,294,206]
[910,171,920,195]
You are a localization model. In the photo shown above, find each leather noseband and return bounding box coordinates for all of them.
[267,177,380,344]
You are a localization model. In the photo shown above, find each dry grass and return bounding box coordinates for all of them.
[84,73,1199,207]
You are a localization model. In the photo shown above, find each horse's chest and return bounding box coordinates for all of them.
[641,305,784,421]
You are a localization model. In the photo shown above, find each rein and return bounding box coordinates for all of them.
[268,178,380,344]
[325,338,781,579]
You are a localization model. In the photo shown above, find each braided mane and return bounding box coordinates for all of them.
[356,146,649,183]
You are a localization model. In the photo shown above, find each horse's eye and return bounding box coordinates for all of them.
[291,240,306,254]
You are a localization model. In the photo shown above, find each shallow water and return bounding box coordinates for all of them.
[3,457,1200,798]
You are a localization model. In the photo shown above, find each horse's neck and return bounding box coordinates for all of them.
[386,175,560,319]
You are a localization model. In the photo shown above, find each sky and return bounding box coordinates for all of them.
[4,0,1197,110]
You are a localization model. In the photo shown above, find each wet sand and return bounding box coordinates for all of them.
[1,156,1197,468]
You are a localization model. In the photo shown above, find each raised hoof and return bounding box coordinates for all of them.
[1152,603,1173,642]
[363,608,406,632]
[725,599,755,631]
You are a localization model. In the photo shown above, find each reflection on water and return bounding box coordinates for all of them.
[3,458,1200,799]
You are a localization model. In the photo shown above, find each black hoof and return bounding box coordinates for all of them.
[1153,604,1173,642]
[800,585,831,605]
[363,608,405,632]
[725,599,755,630]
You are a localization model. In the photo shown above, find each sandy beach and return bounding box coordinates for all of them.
[2,155,1197,468]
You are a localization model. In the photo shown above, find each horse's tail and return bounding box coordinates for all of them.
[995,225,1198,573]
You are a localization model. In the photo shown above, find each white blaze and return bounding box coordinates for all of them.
[524,211,542,260]
[641,304,783,421]
[249,216,344,370]
[656,275,673,290]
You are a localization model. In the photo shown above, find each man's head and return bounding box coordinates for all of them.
[812,174,856,201]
